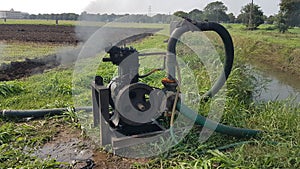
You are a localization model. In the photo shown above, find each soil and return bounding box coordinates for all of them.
[0,24,79,44]
[0,54,59,81]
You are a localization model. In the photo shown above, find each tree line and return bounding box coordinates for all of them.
[173,0,299,33]
[173,1,266,29]
[23,0,299,33]
[27,13,79,20]
[26,12,176,24]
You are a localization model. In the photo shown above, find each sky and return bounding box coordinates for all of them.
[0,0,281,16]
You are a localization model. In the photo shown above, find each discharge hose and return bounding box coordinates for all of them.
[1,107,92,118]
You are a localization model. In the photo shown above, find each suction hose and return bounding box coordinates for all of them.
[177,102,262,138]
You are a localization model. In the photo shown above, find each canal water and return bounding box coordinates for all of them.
[250,64,300,103]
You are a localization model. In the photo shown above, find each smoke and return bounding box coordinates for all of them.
[75,20,161,60]
[85,0,152,14]
[56,46,82,65]
[0,42,8,64]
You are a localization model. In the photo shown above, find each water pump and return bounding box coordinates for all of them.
[91,19,261,152]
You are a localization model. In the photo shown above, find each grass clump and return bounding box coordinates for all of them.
[0,81,24,97]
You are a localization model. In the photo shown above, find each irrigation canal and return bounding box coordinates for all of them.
[251,64,300,103]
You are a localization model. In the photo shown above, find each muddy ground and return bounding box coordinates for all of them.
[0,24,160,81]
[34,126,145,169]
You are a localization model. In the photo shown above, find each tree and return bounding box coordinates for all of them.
[276,12,289,33]
[204,1,229,22]
[227,13,236,23]
[151,14,174,23]
[279,0,300,27]
[173,11,188,18]
[266,15,276,24]
[188,9,204,21]
[237,3,264,29]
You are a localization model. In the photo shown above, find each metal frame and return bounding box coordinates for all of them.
[92,81,167,153]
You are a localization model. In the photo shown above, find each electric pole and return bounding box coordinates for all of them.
[249,0,254,30]
[148,5,152,17]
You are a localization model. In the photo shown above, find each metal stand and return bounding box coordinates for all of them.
[91,81,111,145]
[92,81,166,153]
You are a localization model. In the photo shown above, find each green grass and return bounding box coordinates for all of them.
[0,68,73,110]
[227,24,300,51]
[1,19,77,26]
[0,24,299,168]
[208,24,300,76]
[222,24,300,48]
[108,22,169,34]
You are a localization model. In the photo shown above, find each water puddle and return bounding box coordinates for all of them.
[32,127,140,169]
